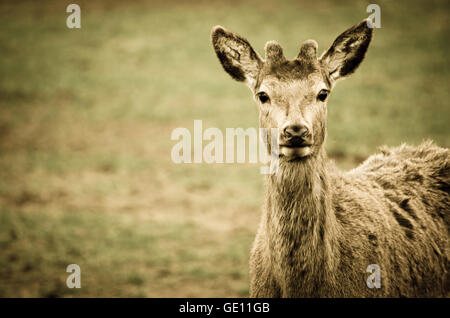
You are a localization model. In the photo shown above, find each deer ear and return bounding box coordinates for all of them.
[320,19,373,82]
[211,26,263,88]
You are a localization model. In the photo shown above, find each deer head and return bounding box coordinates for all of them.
[211,20,373,161]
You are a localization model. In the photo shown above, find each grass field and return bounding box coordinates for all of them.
[0,0,449,297]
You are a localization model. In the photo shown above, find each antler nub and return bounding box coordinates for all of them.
[264,41,285,64]
[297,40,318,60]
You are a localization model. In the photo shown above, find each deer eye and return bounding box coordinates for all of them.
[317,89,329,102]
[256,92,270,104]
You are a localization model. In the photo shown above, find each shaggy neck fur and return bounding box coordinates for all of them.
[265,148,340,296]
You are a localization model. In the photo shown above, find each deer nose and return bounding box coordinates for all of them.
[283,124,309,139]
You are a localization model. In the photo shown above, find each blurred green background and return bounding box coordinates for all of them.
[0,0,448,297]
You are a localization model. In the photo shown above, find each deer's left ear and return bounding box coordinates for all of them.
[320,19,373,82]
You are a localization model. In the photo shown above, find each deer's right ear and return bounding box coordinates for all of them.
[211,26,263,88]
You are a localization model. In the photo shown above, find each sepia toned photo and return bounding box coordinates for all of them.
[0,0,448,305]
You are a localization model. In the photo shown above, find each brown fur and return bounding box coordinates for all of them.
[251,143,449,297]
[211,19,450,297]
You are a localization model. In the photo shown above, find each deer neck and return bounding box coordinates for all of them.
[264,147,339,295]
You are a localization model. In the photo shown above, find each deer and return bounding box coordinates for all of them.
[210,19,449,297]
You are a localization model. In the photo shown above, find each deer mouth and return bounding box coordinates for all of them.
[279,144,313,159]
